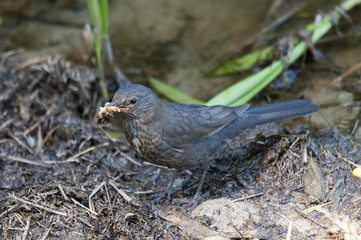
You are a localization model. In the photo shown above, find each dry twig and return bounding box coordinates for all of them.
[225,192,263,206]
[71,198,98,216]
[41,125,60,148]
[109,180,141,206]
[40,226,52,240]
[22,216,31,240]
[44,143,109,164]
[89,181,106,213]
[11,194,67,217]
[8,132,35,155]
[334,149,361,168]
[275,211,302,233]
[119,151,142,167]
[4,155,47,167]
[57,184,70,201]
[0,205,17,218]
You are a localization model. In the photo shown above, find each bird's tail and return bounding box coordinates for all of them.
[240,99,319,128]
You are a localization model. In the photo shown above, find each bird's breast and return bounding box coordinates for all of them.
[124,119,162,158]
[123,118,192,168]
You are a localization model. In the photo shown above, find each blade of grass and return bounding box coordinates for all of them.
[230,61,284,106]
[207,60,284,106]
[100,0,108,38]
[95,40,108,99]
[87,0,102,34]
[206,46,274,77]
[149,78,205,104]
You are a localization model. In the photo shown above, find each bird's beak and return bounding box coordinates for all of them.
[107,102,129,112]
[98,102,128,119]
[97,101,129,125]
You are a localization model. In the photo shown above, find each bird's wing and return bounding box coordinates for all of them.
[161,103,250,147]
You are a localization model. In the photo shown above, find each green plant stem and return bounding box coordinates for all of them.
[206,0,361,106]
[96,39,109,100]
[87,0,110,100]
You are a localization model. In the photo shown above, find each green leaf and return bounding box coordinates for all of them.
[206,61,284,106]
[207,46,274,76]
[149,78,205,105]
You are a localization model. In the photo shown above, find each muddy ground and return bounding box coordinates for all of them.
[0,52,360,240]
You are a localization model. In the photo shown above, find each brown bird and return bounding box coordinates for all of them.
[97,84,319,209]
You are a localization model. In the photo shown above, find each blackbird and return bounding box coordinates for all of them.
[97,84,319,209]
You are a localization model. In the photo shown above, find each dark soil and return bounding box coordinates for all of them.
[0,52,360,239]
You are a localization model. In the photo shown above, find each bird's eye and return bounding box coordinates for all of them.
[129,98,138,105]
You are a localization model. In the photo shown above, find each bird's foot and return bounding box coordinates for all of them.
[151,170,178,205]
[152,186,176,205]
[171,198,199,211]
[171,190,210,211]
[172,167,210,211]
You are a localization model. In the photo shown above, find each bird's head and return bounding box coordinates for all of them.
[107,84,162,121]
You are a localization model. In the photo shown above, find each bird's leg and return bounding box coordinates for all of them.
[152,169,177,205]
[173,164,210,211]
